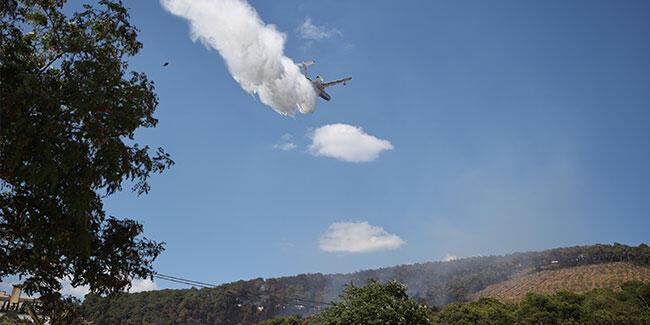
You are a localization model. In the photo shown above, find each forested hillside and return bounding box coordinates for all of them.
[81,243,650,324]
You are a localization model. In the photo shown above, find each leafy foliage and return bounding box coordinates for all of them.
[27,295,83,325]
[314,279,430,324]
[0,0,172,301]
[435,298,515,325]
[0,313,33,325]
[258,315,304,325]
[435,281,650,324]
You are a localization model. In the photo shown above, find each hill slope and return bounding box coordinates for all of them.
[474,262,650,302]
[81,243,650,324]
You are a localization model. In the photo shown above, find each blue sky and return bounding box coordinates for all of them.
[72,0,650,290]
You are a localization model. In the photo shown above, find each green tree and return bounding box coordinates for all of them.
[0,0,172,302]
[430,282,650,324]
[437,298,515,325]
[26,295,83,325]
[259,315,303,325]
[551,291,583,322]
[315,280,430,324]
[517,293,561,324]
[579,286,650,324]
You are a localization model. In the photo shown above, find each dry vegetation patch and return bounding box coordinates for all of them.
[474,262,650,302]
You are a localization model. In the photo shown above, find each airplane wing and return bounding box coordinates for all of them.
[322,77,352,88]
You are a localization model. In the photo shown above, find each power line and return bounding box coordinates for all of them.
[154,273,217,288]
[152,273,333,306]
[153,274,212,288]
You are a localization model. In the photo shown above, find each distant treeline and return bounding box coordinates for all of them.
[81,243,650,324]
[528,242,650,269]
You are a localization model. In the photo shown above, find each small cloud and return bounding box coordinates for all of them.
[319,221,405,253]
[297,17,341,40]
[442,254,458,262]
[60,279,90,297]
[277,239,296,252]
[275,143,297,151]
[274,133,297,151]
[129,278,159,293]
[59,277,158,297]
[309,124,393,162]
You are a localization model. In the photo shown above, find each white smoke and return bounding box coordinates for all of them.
[161,0,317,116]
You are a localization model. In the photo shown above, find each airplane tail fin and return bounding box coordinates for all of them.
[298,60,315,66]
[297,60,315,77]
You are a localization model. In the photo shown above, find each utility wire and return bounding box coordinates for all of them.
[154,273,217,288]
[152,273,333,306]
[153,274,212,288]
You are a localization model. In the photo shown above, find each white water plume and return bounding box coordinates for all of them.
[161,0,317,116]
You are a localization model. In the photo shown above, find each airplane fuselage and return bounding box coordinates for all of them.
[307,76,331,101]
[298,61,349,101]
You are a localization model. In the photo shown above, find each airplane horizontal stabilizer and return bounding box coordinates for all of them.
[298,60,315,66]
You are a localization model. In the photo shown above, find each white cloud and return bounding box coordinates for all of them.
[309,124,393,162]
[129,278,159,293]
[274,142,296,151]
[297,17,341,40]
[319,221,405,253]
[273,133,297,151]
[442,254,458,262]
[59,278,158,297]
[60,279,90,297]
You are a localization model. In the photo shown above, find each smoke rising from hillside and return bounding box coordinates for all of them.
[161,0,317,116]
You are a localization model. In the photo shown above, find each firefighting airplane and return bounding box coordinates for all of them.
[298,61,352,101]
